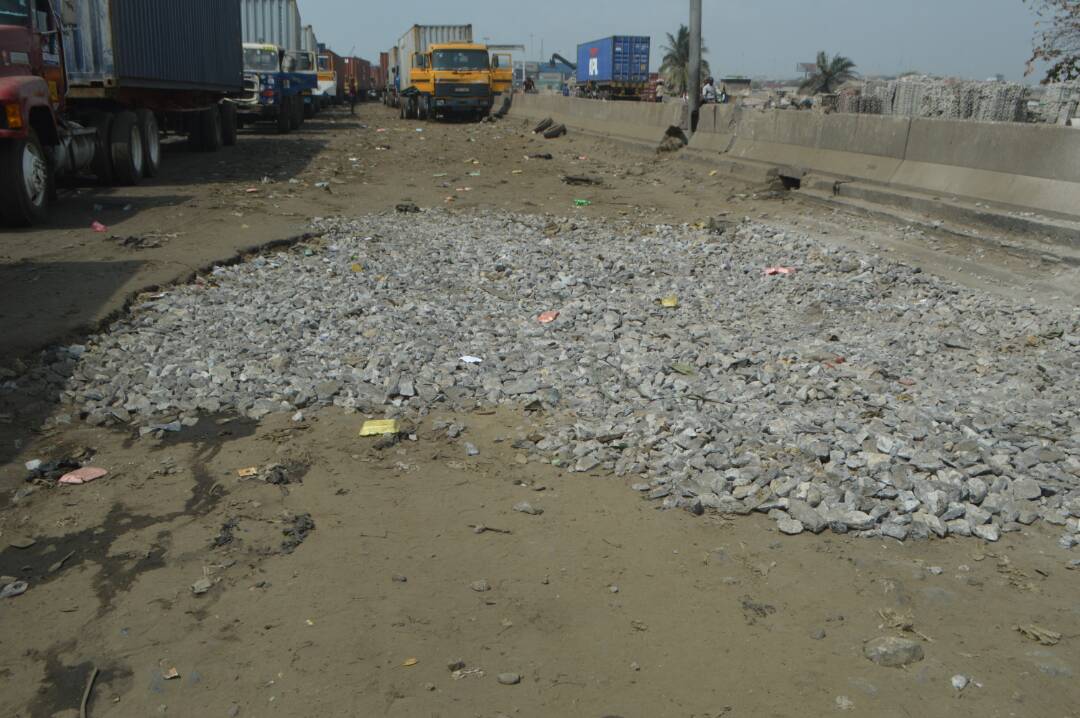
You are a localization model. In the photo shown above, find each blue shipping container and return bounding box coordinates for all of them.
[576,36,650,85]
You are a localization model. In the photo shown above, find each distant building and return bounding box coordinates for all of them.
[719,77,752,98]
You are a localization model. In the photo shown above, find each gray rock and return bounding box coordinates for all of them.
[1011,478,1043,501]
[863,636,925,667]
[972,523,1001,542]
[470,579,491,592]
[513,501,543,516]
[497,673,522,685]
[777,517,805,536]
[787,500,828,534]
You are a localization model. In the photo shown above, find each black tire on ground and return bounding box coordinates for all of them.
[86,111,115,185]
[399,100,406,119]
[109,110,144,185]
[220,103,238,146]
[277,99,292,133]
[304,99,314,119]
[543,123,567,139]
[135,108,161,178]
[533,117,554,133]
[198,105,223,152]
[0,129,52,226]
[289,97,302,130]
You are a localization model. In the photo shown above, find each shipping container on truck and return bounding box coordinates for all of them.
[236,0,315,131]
[0,0,244,226]
[576,36,650,100]
[389,24,472,108]
[384,46,400,105]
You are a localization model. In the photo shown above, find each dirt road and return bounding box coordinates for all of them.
[1,103,1078,717]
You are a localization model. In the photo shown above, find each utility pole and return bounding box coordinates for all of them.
[689,0,702,133]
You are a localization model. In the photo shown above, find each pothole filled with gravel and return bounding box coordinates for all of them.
[16,209,1080,543]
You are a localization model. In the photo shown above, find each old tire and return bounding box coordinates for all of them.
[198,105,223,152]
[109,111,144,186]
[86,111,115,185]
[277,99,292,134]
[135,109,161,178]
[0,130,52,226]
[304,99,315,119]
[533,117,554,133]
[220,103,238,146]
[543,123,567,139]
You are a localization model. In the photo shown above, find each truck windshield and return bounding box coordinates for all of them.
[318,56,330,71]
[244,48,279,72]
[433,50,490,71]
[0,0,30,25]
[289,52,314,72]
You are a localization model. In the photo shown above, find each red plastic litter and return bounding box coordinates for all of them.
[91,221,107,232]
[538,311,559,324]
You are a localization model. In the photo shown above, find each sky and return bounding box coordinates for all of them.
[299,0,1046,83]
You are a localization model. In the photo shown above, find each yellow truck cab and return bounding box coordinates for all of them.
[404,43,512,120]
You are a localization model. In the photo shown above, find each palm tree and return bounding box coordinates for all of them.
[659,25,711,96]
[799,51,858,94]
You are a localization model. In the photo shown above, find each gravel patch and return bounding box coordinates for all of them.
[13,209,1080,542]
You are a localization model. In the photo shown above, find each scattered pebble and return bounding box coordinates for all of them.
[497,672,521,685]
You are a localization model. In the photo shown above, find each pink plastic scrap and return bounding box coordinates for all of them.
[91,221,108,233]
[538,311,559,324]
[764,267,796,276]
[58,467,108,485]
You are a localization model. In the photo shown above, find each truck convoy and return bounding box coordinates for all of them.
[318,46,344,105]
[0,0,244,226]
[576,35,651,100]
[235,0,315,133]
[388,25,511,121]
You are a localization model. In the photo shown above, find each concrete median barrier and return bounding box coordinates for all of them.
[509,94,1080,221]
[508,94,685,147]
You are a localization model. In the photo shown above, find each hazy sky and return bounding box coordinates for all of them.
[300,0,1045,82]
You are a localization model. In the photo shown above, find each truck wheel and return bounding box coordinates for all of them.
[86,111,115,185]
[109,111,144,186]
[290,97,302,130]
[399,100,406,119]
[198,106,223,152]
[304,100,314,119]
[277,99,292,134]
[136,109,161,178]
[220,103,238,146]
[0,130,52,226]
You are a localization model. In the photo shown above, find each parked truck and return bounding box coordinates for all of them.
[234,0,314,132]
[297,24,320,114]
[317,47,345,105]
[0,0,244,226]
[576,36,651,100]
[393,25,512,121]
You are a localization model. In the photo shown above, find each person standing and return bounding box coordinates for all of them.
[702,77,717,104]
[655,79,665,103]
[349,79,358,115]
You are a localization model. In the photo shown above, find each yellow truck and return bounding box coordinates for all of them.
[398,38,512,121]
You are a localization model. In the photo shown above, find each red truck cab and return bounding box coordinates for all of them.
[0,0,64,224]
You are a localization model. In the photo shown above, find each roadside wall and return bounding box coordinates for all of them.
[507,95,1080,219]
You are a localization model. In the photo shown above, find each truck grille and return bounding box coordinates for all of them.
[435,83,489,98]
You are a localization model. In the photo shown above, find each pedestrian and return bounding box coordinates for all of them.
[719,84,729,104]
[349,79,358,115]
[655,79,665,103]
[702,77,717,104]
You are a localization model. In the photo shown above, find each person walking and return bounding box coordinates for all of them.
[702,77,717,104]
[349,79,358,115]
[655,79,665,103]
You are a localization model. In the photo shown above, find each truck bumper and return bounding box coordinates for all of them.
[432,97,494,112]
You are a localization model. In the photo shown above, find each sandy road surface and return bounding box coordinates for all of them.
[1,103,1078,717]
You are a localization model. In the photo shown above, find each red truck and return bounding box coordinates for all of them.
[0,0,243,226]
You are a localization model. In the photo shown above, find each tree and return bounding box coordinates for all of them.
[659,25,711,96]
[1025,0,1080,83]
[799,51,858,95]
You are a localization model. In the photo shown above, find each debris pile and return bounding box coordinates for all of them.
[13,210,1080,543]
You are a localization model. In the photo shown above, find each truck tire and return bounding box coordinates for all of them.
[0,130,52,226]
[220,103,238,146]
[136,109,161,178]
[304,99,314,119]
[533,118,554,133]
[198,105,223,152]
[109,111,144,186]
[289,97,302,130]
[86,111,115,185]
[543,123,567,139]
[277,99,292,134]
